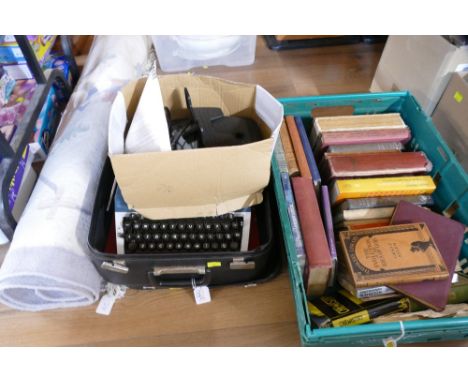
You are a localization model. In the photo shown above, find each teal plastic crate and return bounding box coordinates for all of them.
[274,91,468,346]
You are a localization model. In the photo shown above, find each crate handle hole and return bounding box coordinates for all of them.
[443,201,459,218]
[311,105,355,118]
[433,172,442,185]
[437,146,449,162]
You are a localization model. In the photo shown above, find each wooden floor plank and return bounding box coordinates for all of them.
[0,270,299,346]
[92,322,300,347]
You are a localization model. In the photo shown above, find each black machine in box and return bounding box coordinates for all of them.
[88,159,281,289]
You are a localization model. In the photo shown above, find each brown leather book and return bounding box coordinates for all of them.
[285,116,312,178]
[292,177,332,298]
[339,218,390,230]
[322,151,432,181]
[279,120,300,176]
[339,223,449,288]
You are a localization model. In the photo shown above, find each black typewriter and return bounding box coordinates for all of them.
[115,186,251,254]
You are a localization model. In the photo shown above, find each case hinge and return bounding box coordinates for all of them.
[230,257,255,270]
[101,260,129,274]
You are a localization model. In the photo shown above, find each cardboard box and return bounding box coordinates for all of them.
[109,74,283,219]
[431,71,468,172]
[370,36,468,115]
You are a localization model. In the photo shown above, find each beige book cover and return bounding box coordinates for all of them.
[314,113,407,136]
[339,223,449,288]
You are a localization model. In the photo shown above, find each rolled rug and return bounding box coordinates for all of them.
[0,36,152,311]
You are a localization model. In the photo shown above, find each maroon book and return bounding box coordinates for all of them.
[292,177,332,298]
[317,127,411,152]
[390,201,466,311]
[322,151,432,181]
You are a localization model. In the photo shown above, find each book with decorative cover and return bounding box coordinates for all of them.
[338,223,449,288]
[390,201,466,311]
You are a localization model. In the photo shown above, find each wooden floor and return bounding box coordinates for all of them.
[0,37,465,347]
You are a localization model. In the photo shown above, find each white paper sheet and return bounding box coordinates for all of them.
[123,76,171,154]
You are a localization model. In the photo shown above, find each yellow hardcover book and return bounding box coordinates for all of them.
[331,176,436,205]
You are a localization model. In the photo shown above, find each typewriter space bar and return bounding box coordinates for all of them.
[153,265,206,276]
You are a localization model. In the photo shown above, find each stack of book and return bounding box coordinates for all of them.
[275,116,335,299]
[336,204,466,313]
[312,113,436,231]
[274,111,467,325]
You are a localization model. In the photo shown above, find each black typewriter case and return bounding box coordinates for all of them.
[88,159,282,289]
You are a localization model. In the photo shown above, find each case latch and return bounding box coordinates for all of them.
[101,260,129,274]
[230,257,255,270]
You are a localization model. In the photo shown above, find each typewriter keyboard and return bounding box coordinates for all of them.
[119,212,248,254]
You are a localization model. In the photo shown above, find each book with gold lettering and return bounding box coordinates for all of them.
[330,176,436,205]
[338,223,449,288]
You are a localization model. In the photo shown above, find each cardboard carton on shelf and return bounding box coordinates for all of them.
[370,35,468,115]
[431,71,468,172]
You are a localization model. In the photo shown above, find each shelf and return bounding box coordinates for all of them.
[0,35,76,240]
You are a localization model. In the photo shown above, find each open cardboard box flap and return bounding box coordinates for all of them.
[109,74,283,219]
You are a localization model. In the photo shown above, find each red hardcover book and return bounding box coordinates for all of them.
[390,201,466,311]
[285,116,312,178]
[315,128,411,153]
[292,177,332,298]
[322,151,432,181]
